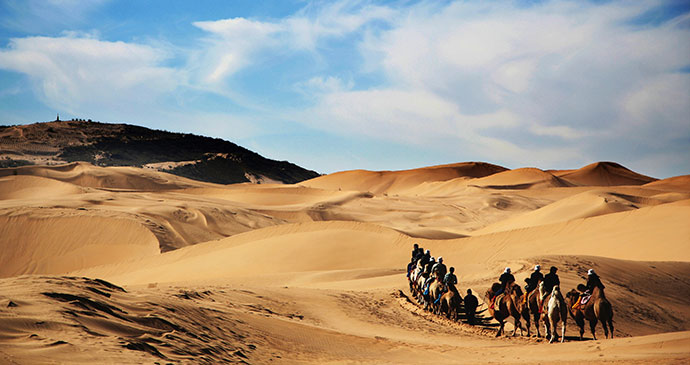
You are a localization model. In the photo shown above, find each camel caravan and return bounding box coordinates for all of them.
[406,244,614,343]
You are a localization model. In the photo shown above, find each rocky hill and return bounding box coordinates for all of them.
[0,119,319,184]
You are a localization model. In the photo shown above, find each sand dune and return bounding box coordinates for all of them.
[467,167,575,189]
[473,190,645,234]
[644,175,690,192]
[0,213,158,278]
[0,162,209,191]
[0,175,84,200]
[1,160,689,363]
[300,162,507,194]
[553,161,657,186]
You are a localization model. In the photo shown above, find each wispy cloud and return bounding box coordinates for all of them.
[0,35,180,115]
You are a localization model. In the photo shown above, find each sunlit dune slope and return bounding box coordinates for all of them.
[179,184,370,208]
[472,190,672,235]
[0,175,84,200]
[552,161,657,186]
[300,162,507,194]
[643,174,690,192]
[467,167,575,189]
[0,162,210,190]
[72,200,690,287]
[0,213,158,278]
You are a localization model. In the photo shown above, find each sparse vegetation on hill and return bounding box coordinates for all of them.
[0,120,319,184]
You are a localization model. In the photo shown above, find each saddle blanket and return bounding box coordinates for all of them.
[581,295,591,305]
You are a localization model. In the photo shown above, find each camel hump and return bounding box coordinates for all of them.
[490,282,502,293]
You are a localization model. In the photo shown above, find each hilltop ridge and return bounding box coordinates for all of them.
[0,120,319,184]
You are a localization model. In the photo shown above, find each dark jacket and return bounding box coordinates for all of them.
[586,274,605,291]
[432,262,447,278]
[464,293,478,312]
[443,272,457,287]
[543,272,560,293]
[419,253,430,269]
[526,271,544,291]
[499,272,515,286]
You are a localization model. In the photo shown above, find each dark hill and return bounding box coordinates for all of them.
[0,120,319,184]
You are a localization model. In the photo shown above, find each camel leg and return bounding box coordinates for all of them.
[561,319,566,343]
[549,318,557,343]
[608,320,614,339]
[496,321,504,337]
[534,313,541,338]
[589,318,598,341]
[602,319,609,339]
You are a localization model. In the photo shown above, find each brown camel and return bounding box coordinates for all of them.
[565,287,614,340]
[523,281,543,338]
[544,285,567,343]
[485,282,527,337]
[440,287,462,321]
[427,273,445,313]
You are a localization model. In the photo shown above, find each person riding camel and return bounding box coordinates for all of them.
[494,267,515,297]
[422,257,437,292]
[542,266,560,301]
[432,257,447,281]
[443,266,458,292]
[586,269,605,292]
[419,249,431,269]
[572,269,605,310]
[406,257,417,279]
[411,243,419,259]
[525,264,544,292]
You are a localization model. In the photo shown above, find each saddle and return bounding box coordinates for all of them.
[491,293,505,310]
[580,294,591,305]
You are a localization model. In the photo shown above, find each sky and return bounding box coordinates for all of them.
[0,0,688,178]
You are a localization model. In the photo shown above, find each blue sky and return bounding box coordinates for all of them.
[0,0,688,177]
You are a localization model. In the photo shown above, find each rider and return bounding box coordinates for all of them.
[585,269,605,292]
[411,243,419,259]
[542,266,560,300]
[406,257,417,278]
[494,267,515,297]
[525,264,544,292]
[573,269,605,310]
[443,266,457,292]
[419,249,431,269]
[432,257,447,281]
[423,257,436,291]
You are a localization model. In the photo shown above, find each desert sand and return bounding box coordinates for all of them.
[1,161,689,364]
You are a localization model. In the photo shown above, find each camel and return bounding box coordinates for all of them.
[523,281,543,337]
[427,273,445,313]
[544,285,567,343]
[439,287,462,321]
[565,287,614,340]
[485,282,527,337]
[416,274,426,303]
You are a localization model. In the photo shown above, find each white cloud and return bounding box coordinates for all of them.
[190,1,394,85]
[300,0,690,169]
[0,35,180,115]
